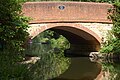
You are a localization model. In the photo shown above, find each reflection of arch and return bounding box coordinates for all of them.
[29,23,101,51]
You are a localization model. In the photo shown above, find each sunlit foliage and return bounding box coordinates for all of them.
[101,1,120,54]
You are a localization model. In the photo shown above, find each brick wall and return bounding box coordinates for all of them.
[22,2,112,23]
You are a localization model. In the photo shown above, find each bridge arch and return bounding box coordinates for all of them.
[28,23,101,51]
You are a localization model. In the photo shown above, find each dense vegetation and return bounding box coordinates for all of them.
[0,0,29,79]
[0,0,29,51]
[0,0,119,79]
[28,0,115,3]
[100,2,120,79]
[101,1,120,54]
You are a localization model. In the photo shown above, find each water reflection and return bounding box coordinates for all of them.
[25,43,70,80]
[24,36,120,80]
[100,62,120,80]
[24,42,102,80]
[53,57,101,80]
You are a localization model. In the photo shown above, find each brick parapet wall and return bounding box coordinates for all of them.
[22,2,112,23]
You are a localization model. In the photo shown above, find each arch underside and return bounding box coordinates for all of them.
[50,26,100,51]
[30,23,101,52]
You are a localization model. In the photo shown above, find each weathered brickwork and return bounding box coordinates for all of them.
[23,2,113,51]
[28,23,113,43]
[80,23,113,42]
[22,2,112,23]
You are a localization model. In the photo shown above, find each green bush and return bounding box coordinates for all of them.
[101,1,120,54]
[0,0,29,51]
[0,0,30,79]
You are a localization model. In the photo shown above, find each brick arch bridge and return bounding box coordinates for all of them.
[22,2,113,52]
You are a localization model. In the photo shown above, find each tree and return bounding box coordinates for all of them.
[0,0,30,79]
[0,0,29,51]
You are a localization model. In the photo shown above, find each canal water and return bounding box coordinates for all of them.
[52,57,101,80]
[25,42,120,80]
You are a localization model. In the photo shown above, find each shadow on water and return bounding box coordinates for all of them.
[24,32,120,80]
[24,42,120,80]
[51,57,102,80]
[25,42,102,80]
[24,42,70,80]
